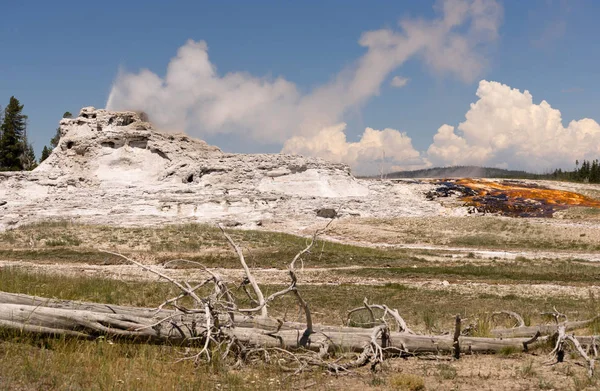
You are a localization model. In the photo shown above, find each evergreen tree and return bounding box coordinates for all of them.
[590,160,597,183]
[580,160,590,182]
[40,145,51,162]
[0,97,28,171]
[21,137,37,170]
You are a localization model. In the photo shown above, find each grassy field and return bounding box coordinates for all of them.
[0,221,420,269]
[1,266,600,390]
[2,222,600,390]
[336,257,600,286]
[329,215,600,251]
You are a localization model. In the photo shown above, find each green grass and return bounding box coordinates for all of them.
[45,234,82,247]
[4,221,600,272]
[0,267,181,307]
[1,263,598,389]
[0,333,301,391]
[0,249,125,264]
[1,267,597,336]
[2,221,600,389]
[344,216,600,251]
[0,222,426,269]
[335,258,600,285]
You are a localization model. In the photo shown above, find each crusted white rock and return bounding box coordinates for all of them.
[0,107,443,231]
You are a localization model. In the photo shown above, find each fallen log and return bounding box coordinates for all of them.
[491,316,600,338]
[0,291,171,318]
[0,298,551,354]
[0,291,371,335]
[1,222,598,374]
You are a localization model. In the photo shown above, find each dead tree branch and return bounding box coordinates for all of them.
[218,224,267,317]
[1,222,599,373]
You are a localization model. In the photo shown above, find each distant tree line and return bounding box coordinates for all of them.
[385,162,600,184]
[385,166,544,180]
[550,160,600,183]
[0,95,71,171]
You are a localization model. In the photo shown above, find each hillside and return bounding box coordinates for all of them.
[384,165,542,179]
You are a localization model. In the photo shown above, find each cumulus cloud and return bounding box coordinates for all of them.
[390,76,409,88]
[106,40,302,140]
[282,124,428,175]
[427,80,600,171]
[107,0,502,171]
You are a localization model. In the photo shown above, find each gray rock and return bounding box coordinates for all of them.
[316,208,337,219]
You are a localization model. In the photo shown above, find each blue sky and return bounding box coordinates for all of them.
[2,0,599,173]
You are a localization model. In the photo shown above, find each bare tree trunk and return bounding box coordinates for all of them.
[0,295,552,354]
[1,224,598,374]
[491,317,600,338]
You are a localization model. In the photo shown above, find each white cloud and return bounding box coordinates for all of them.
[282,124,429,175]
[106,40,302,140]
[427,80,600,171]
[390,76,409,88]
[107,0,502,158]
[104,2,598,174]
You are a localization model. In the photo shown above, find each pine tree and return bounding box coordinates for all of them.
[21,137,37,170]
[40,145,51,162]
[579,160,589,182]
[0,97,28,171]
[591,159,600,184]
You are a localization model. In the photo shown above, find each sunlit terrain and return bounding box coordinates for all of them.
[432,179,600,217]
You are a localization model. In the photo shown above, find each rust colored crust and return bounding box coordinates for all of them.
[453,179,600,217]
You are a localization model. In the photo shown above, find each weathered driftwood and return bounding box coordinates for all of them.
[0,291,171,318]
[0,297,551,354]
[491,316,600,338]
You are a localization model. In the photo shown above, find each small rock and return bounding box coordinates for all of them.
[220,220,241,227]
[0,201,6,206]
[266,168,291,178]
[441,280,450,287]
[316,208,337,219]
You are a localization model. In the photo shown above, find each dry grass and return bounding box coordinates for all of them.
[329,216,600,251]
[0,221,422,269]
[3,220,600,389]
[335,257,600,285]
[0,336,283,391]
[0,272,597,390]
